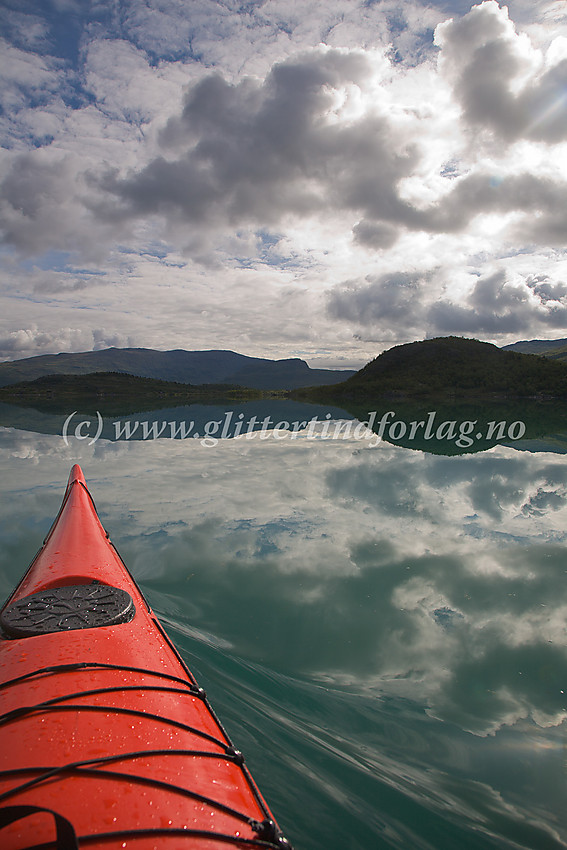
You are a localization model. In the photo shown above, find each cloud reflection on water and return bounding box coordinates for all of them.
[2,424,565,740]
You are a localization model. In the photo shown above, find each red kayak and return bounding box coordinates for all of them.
[0,465,291,849]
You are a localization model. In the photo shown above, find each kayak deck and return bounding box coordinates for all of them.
[0,465,291,849]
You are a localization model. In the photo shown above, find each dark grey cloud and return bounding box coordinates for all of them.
[526,274,567,304]
[0,154,73,253]
[93,49,418,237]
[352,220,399,249]
[429,271,567,334]
[437,1,567,144]
[0,152,113,258]
[2,29,566,264]
[405,171,567,245]
[1,1,565,288]
[89,40,567,254]
[327,271,428,329]
[328,269,567,336]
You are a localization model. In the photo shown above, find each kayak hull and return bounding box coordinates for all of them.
[0,466,290,849]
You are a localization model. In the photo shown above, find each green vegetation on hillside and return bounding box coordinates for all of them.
[0,372,283,415]
[3,338,567,412]
[294,337,567,401]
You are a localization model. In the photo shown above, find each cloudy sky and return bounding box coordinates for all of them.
[1,0,567,369]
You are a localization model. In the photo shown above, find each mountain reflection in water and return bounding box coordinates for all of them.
[1,397,566,455]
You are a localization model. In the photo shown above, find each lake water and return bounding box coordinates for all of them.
[1,399,566,849]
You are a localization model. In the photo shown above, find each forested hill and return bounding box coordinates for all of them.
[0,347,355,391]
[304,337,567,400]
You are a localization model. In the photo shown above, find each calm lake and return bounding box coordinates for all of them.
[1,399,566,849]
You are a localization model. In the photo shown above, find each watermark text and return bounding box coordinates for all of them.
[62,409,527,449]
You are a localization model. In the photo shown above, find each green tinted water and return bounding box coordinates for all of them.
[1,402,566,849]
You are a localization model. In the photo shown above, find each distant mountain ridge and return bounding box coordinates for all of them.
[0,347,355,390]
[502,338,567,361]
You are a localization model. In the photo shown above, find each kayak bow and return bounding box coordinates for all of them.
[0,465,291,850]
